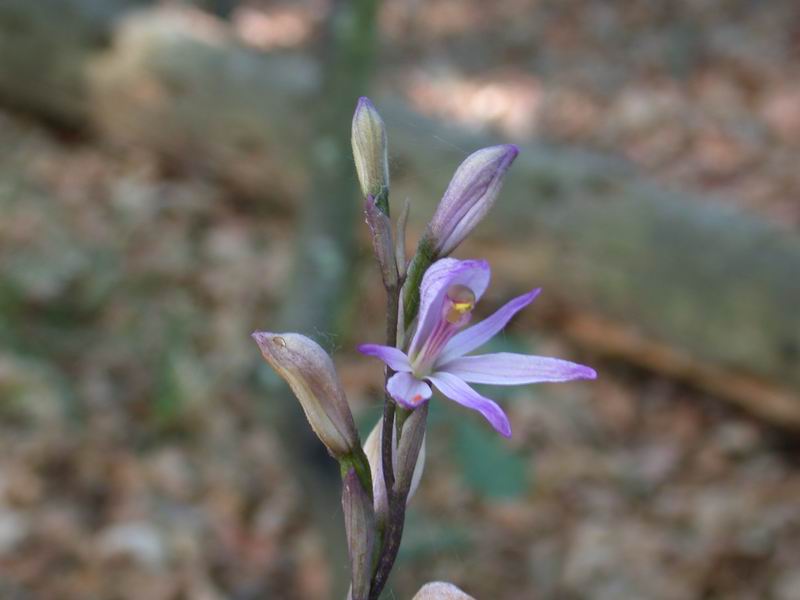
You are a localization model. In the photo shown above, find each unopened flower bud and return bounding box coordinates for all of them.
[252,331,359,458]
[342,468,376,600]
[413,582,476,600]
[352,97,389,201]
[363,413,426,526]
[425,144,518,256]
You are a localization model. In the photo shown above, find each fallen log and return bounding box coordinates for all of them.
[0,4,798,425]
[0,0,149,125]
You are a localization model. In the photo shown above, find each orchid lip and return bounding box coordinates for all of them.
[409,283,477,376]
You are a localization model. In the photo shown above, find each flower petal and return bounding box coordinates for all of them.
[357,344,412,372]
[427,371,511,437]
[438,288,540,363]
[439,352,597,385]
[408,258,491,359]
[387,372,432,409]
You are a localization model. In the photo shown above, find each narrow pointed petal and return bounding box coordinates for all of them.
[357,344,412,372]
[438,288,540,364]
[428,371,511,437]
[408,258,491,359]
[440,353,597,385]
[387,372,432,409]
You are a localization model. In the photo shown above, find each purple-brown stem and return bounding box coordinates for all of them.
[380,285,399,510]
[370,281,409,600]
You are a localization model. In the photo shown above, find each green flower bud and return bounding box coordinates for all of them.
[352,97,389,201]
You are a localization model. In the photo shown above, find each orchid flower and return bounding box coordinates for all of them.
[359,258,596,437]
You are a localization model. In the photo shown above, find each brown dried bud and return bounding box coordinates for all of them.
[365,193,399,290]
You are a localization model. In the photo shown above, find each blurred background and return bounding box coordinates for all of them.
[1,1,800,598]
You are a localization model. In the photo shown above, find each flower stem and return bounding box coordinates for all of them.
[371,282,400,599]
[369,404,428,600]
[380,284,399,519]
[372,271,434,598]
[369,238,435,598]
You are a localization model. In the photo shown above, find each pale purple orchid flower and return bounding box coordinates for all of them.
[359,258,596,437]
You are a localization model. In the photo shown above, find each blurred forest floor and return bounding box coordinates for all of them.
[2,1,800,599]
